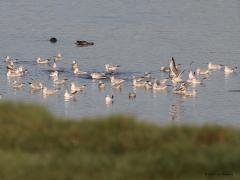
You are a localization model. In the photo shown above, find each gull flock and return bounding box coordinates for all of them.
[2,54,238,105]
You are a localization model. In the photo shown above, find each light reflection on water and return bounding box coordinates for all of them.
[0,0,240,125]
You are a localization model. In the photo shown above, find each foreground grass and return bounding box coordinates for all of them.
[0,102,239,179]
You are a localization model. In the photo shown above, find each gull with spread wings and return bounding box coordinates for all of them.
[169,57,183,83]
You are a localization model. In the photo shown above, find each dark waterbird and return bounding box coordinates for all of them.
[75,40,94,47]
[49,37,57,43]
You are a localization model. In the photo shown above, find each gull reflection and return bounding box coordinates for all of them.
[169,98,184,122]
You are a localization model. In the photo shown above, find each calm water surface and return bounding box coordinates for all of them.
[0,0,240,125]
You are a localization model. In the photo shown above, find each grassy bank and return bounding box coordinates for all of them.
[0,101,239,179]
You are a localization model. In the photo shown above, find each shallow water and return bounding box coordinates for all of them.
[0,0,240,125]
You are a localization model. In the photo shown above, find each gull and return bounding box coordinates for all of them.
[160,66,170,73]
[6,61,15,71]
[28,82,43,90]
[43,87,58,96]
[196,68,209,75]
[64,90,77,101]
[73,67,88,75]
[153,79,167,90]
[169,57,180,78]
[188,70,195,81]
[132,75,145,82]
[7,69,24,77]
[161,63,181,73]
[98,80,106,89]
[72,60,78,70]
[112,83,123,89]
[18,66,27,74]
[90,72,106,79]
[144,81,153,90]
[143,72,153,81]
[36,57,50,64]
[49,70,58,78]
[110,76,125,86]
[9,65,27,75]
[53,53,62,61]
[5,56,17,63]
[173,82,189,95]
[169,57,183,83]
[71,82,86,93]
[133,78,145,88]
[52,76,66,85]
[12,81,24,89]
[52,62,57,70]
[208,62,222,70]
[105,94,114,104]
[187,71,202,85]
[224,66,237,74]
[105,64,120,73]
[171,75,183,84]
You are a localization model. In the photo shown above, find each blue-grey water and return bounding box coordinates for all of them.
[0,0,240,125]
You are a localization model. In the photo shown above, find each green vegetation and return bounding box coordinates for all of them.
[0,101,239,180]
